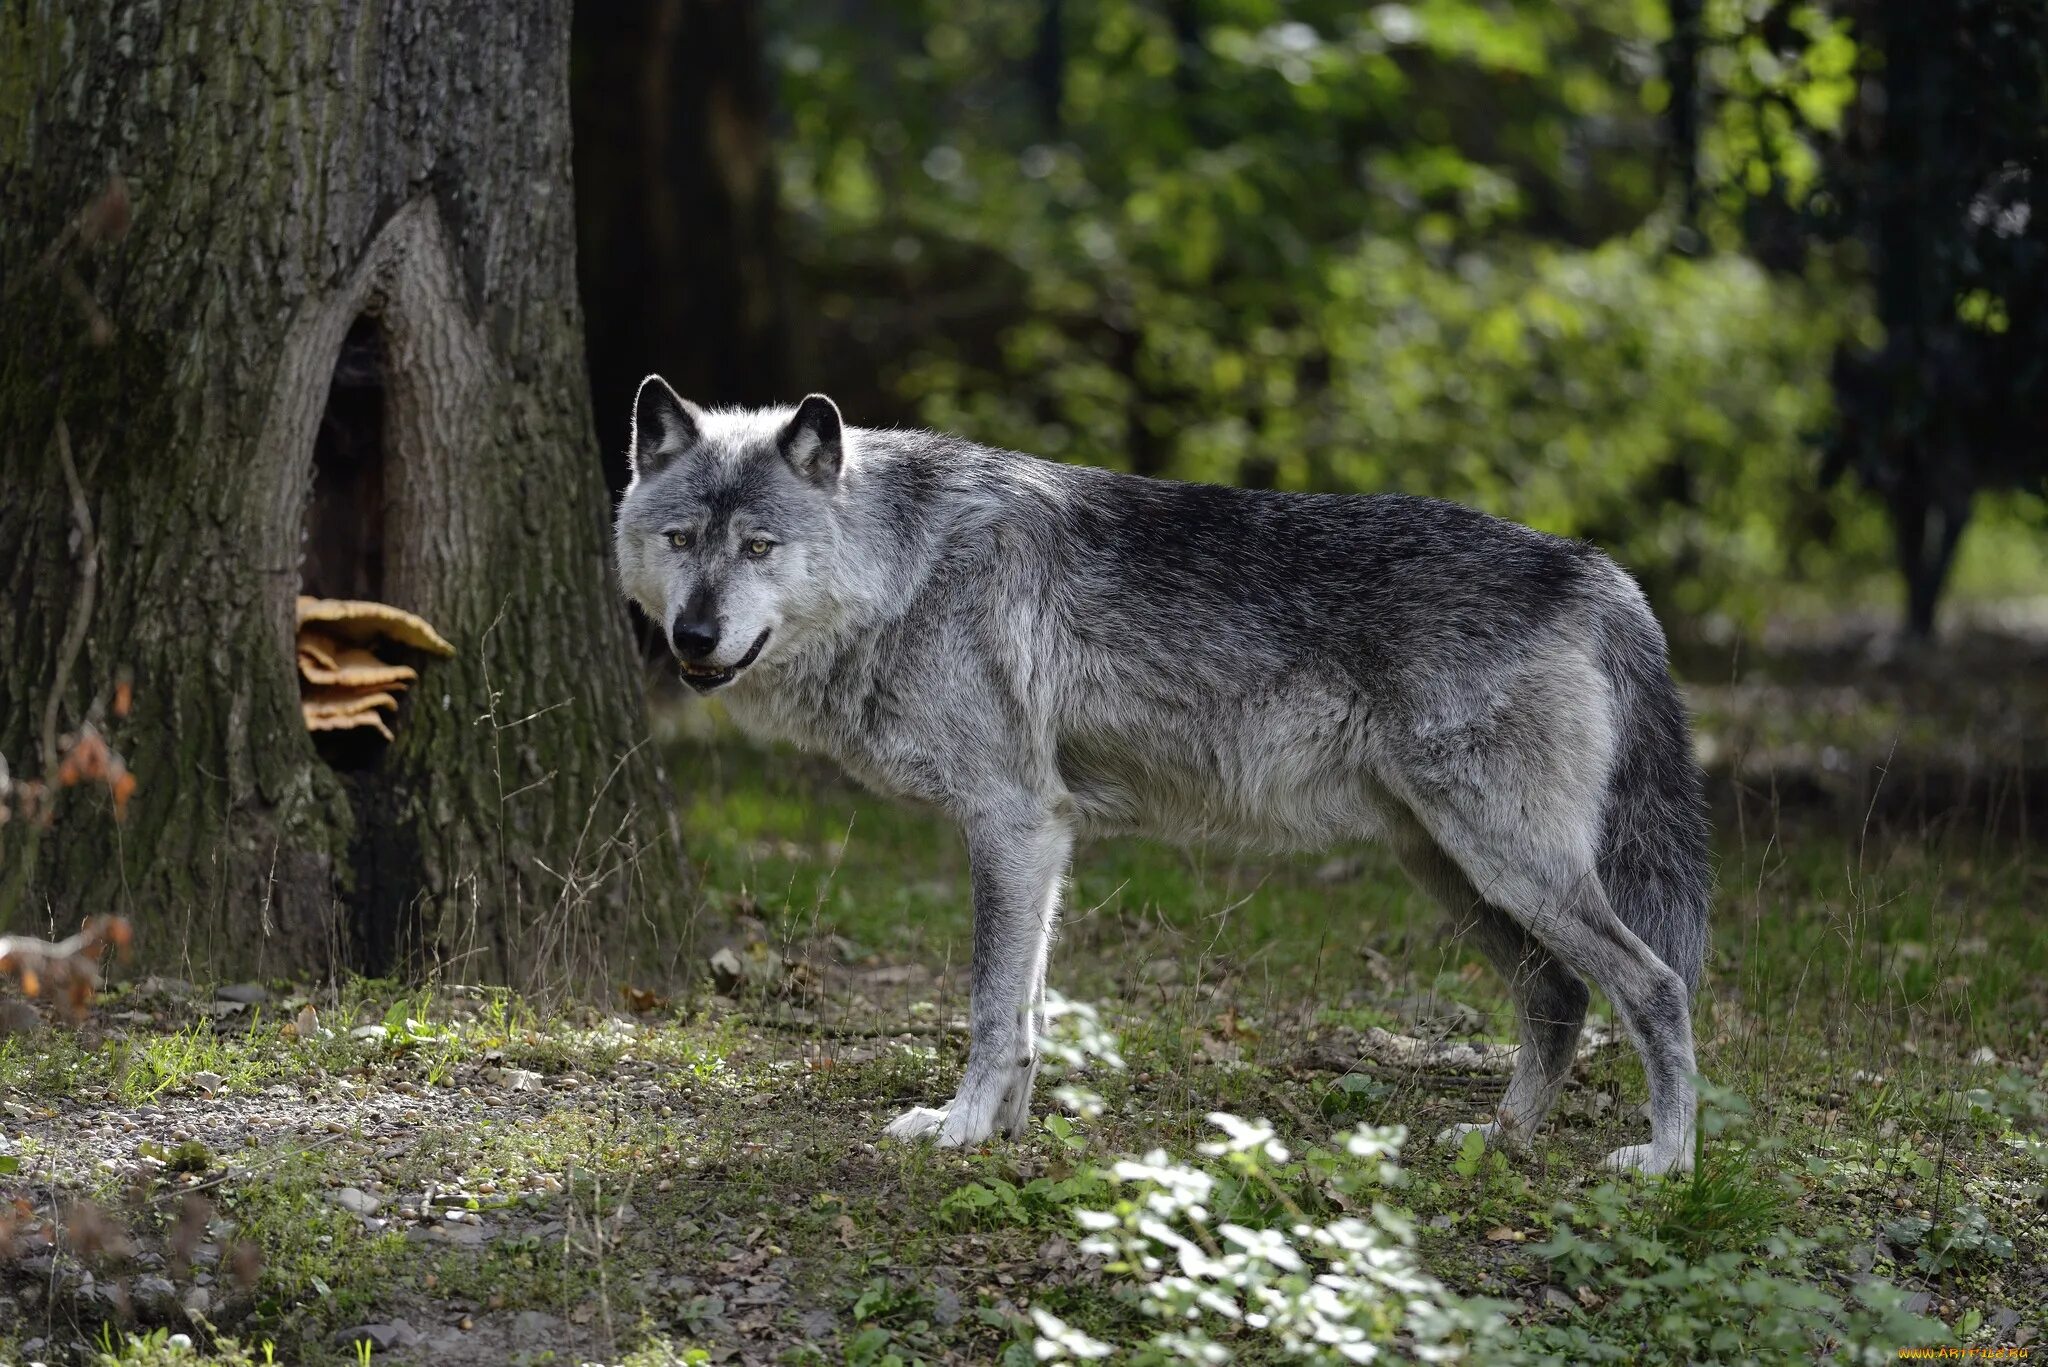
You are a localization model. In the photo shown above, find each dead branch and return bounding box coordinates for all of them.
[1300,1022,1617,1078]
[0,915,133,1021]
[42,418,100,777]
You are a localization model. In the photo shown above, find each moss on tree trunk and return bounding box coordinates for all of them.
[0,1,690,989]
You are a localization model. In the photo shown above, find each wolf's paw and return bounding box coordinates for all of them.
[996,1058,1038,1140]
[1601,1142,1694,1175]
[936,1092,1003,1148]
[883,1106,950,1141]
[1434,1118,1528,1150]
[883,1095,1005,1148]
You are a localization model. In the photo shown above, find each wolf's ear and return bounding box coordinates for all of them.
[777,393,844,485]
[629,374,705,483]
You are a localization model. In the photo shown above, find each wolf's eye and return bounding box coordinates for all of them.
[667,530,693,550]
[744,538,774,558]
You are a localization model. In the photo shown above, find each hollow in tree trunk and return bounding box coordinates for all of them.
[0,1,690,989]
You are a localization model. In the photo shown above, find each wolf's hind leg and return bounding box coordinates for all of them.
[1396,834,1588,1149]
[1404,807,1697,1175]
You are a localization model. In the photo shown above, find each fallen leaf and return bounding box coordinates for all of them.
[622,985,669,1014]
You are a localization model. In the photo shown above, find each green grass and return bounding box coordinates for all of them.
[1,725,2042,1363]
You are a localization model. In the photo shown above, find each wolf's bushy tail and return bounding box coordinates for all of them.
[1595,602,1712,993]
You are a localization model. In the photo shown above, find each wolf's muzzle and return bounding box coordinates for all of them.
[677,627,771,693]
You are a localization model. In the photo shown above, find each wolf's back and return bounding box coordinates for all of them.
[1593,597,1712,993]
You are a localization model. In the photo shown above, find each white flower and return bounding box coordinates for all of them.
[1039,990,1127,1073]
[1054,1111,1520,1363]
[1219,1222,1305,1272]
[1054,1084,1107,1119]
[1199,1113,1291,1163]
[1031,1307,1113,1360]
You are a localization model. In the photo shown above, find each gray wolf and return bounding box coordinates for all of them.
[613,376,1712,1174]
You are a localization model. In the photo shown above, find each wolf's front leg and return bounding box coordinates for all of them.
[885,800,1070,1148]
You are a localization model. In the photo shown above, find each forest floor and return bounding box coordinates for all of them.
[2,617,2045,1366]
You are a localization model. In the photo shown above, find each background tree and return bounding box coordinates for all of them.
[1701,0,2048,635]
[762,0,2043,633]
[0,1,688,986]
[767,0,1867,621]
[572,0,792,499]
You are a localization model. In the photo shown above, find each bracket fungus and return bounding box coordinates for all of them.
[295,596,453,743]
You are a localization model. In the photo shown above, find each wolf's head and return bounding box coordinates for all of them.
[613,377,848,693]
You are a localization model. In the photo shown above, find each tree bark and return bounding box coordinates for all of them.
[0,1,690,990]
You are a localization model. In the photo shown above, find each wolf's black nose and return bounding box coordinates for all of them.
[670,616,720,661]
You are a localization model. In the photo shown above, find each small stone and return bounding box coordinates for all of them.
[131,1274,180,1316]
[182,1286,212,1319]
[1969,1045,1999,1066]
[216,983,269,1005]
[512,1310,563,1338]
[419,1222,487,1247]
[486,1066,543,1092]
[331,1187,381,1216]
[350,1024,389,1043]
[334,1322,416,1351]
[708,947,746,992]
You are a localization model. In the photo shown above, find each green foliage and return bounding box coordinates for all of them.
[1530,1180,1949,1364]
[1691,0,2048,625]
[137,1137,217,1174]
[617,1342,715,1367]
[1634,1080,1792,1257]
[938,1166,1113,1229]
[846,1277,950,1366]
[89,1329,275,1367]
[1882,1203,2015,1276]
[764,0,1999,625]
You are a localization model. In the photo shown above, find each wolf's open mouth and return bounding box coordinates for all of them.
[678,628,771,692]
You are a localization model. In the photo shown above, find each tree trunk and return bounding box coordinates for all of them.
[0,1,690,991]
[1891,481,1969,640]
[1664,0,1705,253]
[1031,0,1066,136]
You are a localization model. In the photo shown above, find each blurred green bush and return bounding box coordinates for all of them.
[768,0,2043,630]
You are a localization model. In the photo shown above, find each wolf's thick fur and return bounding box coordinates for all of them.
[614,377,1713,1173]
